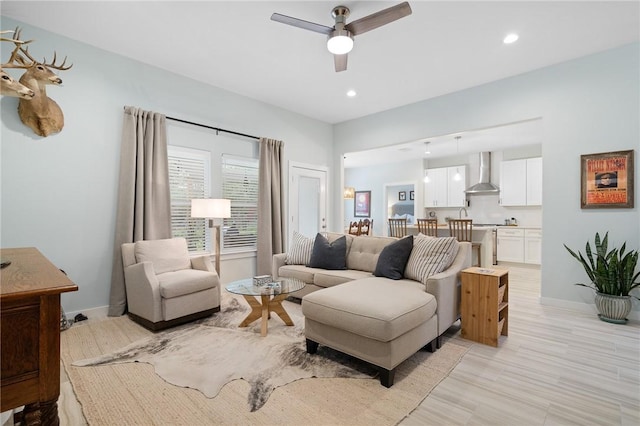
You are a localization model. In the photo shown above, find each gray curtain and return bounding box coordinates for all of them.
[256,138,285,275]
[108,106,172,316]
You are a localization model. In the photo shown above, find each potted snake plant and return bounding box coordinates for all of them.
[564,231,639,324]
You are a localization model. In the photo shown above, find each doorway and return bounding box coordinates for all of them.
[288,162,329,244]
[384,181,416,236]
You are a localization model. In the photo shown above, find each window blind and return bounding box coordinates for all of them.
[222,155,258,250]
[168,147,211,252]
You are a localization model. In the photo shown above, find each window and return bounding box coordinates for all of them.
[168,147,210,253]
[222,155,258,251]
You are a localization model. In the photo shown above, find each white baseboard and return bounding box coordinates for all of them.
[64,305,109,321]
[540,297,640,321]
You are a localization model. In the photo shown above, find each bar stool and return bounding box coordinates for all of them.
[388,218,407,238]
[449,219,481,267]
[417,218,438,237]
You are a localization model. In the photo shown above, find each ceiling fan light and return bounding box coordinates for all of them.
[327,30,353,54]
[503,33,519,44]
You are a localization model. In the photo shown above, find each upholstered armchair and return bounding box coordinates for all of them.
[121,237,221,331]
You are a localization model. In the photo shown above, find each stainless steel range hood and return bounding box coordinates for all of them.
[465,152,500,195]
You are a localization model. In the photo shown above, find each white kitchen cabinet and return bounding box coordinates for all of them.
[447,166,467,207]
[497,228,542,264]
[497,228,525,263]
[500,157,542,206]
[424,167,448,207]
[524,229,542,264]
[424,166,466,208]
[499,159,527,206]
[526,157,543,205]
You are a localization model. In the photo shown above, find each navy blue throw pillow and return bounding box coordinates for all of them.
[374,235,414,280]
[308,233,347,270]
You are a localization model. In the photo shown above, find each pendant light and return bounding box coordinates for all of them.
[423,141,431,182]
[453,136,462,181]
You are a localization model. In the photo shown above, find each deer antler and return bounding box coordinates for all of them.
[16,46,73,71]
[0,28,33,44]
[2,27,72,71]
[1,27,35,69]
[42,50,73,71]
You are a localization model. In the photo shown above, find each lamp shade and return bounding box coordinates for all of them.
[191,199,231,219]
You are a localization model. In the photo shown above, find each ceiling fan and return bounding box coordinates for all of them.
[271,2,412,72]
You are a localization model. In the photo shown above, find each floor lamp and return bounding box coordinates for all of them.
[191,198,231,276]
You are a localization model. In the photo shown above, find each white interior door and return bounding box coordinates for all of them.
[289,163,328,244]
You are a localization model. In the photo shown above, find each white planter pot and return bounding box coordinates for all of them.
[594,292,632,324]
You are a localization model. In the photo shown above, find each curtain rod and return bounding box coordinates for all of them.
[166,116,260,141]
[123,107,260,141]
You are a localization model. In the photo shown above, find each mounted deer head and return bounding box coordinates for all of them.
[0,29,35,99]
[0,68,35,99]
[6,27,73,137]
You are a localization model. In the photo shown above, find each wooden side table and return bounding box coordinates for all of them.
[1,247,78,424]
[460,267,509,347]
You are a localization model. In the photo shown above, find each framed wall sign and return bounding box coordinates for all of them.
[399,191,406,201]
[354,190,371,217]
[410,190,415,200]
[581,150,634,208]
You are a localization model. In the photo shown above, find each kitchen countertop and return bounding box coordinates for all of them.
[407,224,542,230]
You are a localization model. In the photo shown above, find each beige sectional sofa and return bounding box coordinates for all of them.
[272,232,471,386]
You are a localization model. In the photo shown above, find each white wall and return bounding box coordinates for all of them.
[335,43,639,315]
[0,17,333,315]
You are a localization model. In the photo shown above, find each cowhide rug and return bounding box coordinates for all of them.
[73,292,376,411]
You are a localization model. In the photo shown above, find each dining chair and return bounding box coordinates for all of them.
[416,218,438,237]
[388,218,407,238]
[360,219,372,236]
[448,219,481,266]
[348,221,361,236]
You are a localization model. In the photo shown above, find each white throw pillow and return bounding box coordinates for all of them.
[285,231,315,265]
[405,234,459,285]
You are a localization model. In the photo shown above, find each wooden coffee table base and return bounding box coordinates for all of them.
[238,293,294,336]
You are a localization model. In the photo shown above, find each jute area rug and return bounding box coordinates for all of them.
[61,292,470,425]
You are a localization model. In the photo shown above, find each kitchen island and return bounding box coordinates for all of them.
[407,224,496,268]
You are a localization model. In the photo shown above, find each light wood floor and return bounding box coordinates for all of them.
[401,265,640,425]
[15,265,637,425]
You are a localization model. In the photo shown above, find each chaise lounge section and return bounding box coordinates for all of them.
[273,232,471,386]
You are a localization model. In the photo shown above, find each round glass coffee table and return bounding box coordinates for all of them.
[225,278,305,337]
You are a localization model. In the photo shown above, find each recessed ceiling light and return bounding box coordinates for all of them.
[503,33,519,44]
[346,89,357,97]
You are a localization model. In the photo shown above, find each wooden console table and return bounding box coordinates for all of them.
[1,247,78,425]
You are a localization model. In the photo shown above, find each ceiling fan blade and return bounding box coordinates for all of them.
[334,54,348,72]
[345,1,412,36]
[270,13,333,35]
